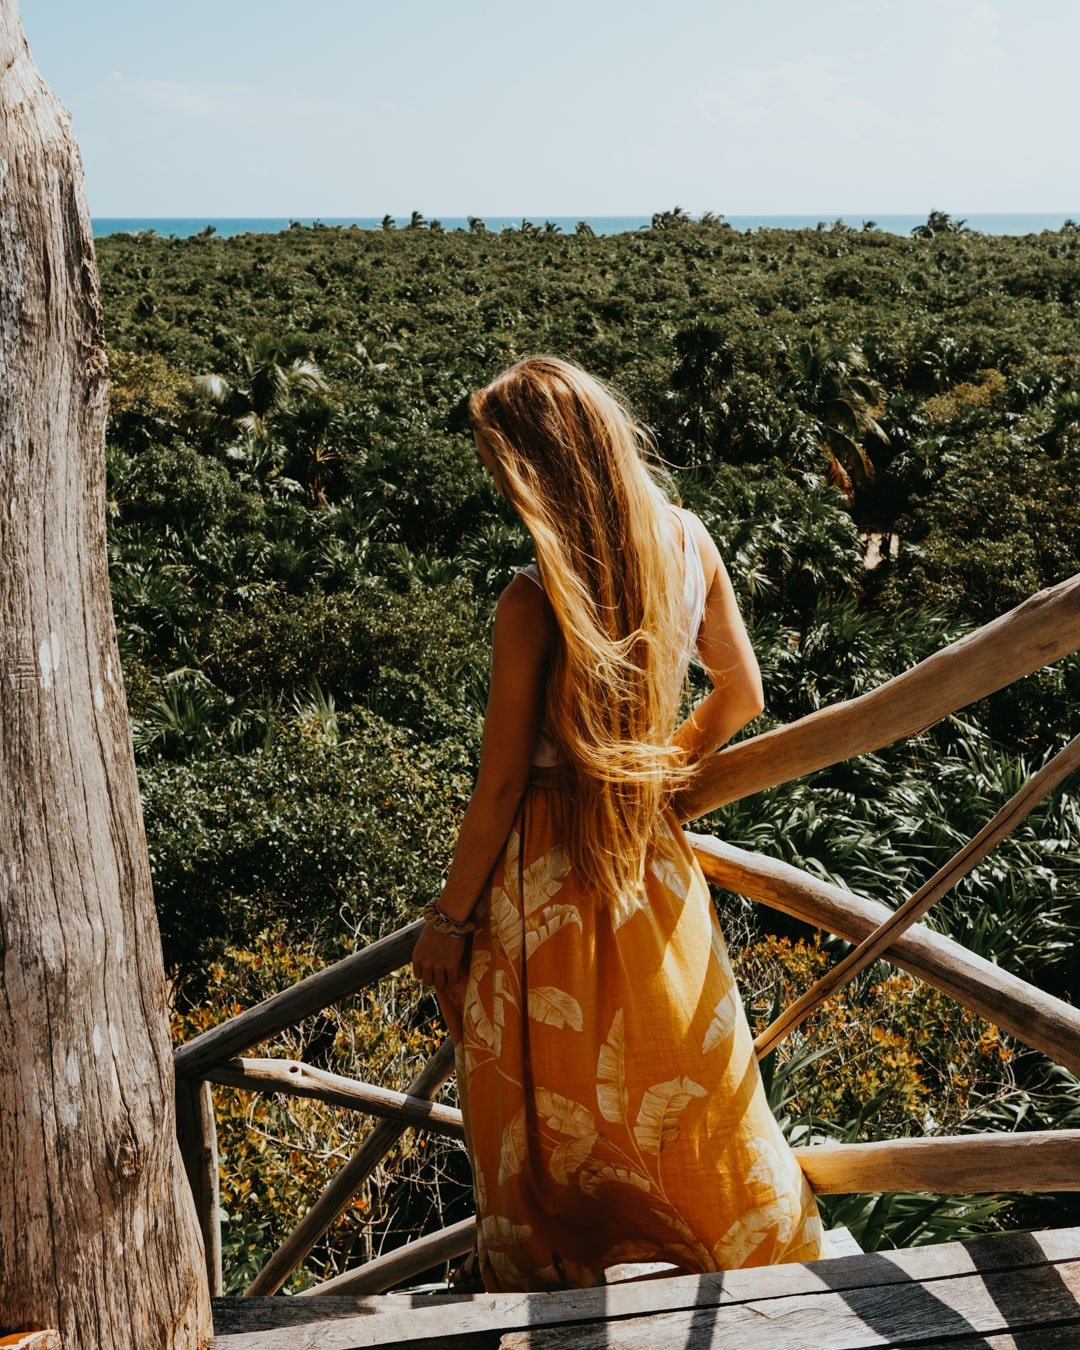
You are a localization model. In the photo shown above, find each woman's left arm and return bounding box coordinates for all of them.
[411,573,555,995]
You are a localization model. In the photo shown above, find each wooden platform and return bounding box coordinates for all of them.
[210,1224,1080,1348]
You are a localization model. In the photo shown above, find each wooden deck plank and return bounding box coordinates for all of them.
[209,1225,1080,1349]
[933,1331,1080,1349]
[499,1259,1080,1348]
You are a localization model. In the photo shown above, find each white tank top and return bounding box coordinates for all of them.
[518,503,707,767]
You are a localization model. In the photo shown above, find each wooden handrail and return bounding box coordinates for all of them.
[752,731,1080,1057]
[674,571,1080,823]
[295,1216,476,1298]
[205,1057,465,1139]
[689,835,1080,1077]
[794,1129,1080,1195]
[173,920,424,1079]
[244,1039,456,1297]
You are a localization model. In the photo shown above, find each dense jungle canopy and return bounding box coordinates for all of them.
[96,212,1080,1290]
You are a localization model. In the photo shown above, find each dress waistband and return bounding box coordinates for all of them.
[526,761,576,788]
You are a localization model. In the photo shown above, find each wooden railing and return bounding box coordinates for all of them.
[174,571,1080,1300]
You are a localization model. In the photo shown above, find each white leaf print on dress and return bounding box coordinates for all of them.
[596,1008,629,1124]
[525,903,582,960]
[498,1106,528,1184]
[487,1250,530,1288]
[481,1214,533,1247]
[648,850,690,901]
[528,986,584,1032]
[464,984,496,1051]
[744,1133,803,1198]
[468,948,492,987]
[549,1133,598,1184]
[492,969,515,1057]
[491,886,523,963]
[522,845,570,916]
[579,1160,651,1196]
[502,828,521,905]
[712,1194,798,1268]
[633,1076,708,1155]
[607,877,649,933]
[535,1088,595,1137]
[702,984,740,1054]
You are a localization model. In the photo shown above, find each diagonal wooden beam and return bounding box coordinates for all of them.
[295,1215,476,1297]
[244,1038,456,1297]
[205,1057,464,1139]
[689,835,1080,1077]
[674,571,1080,823]
[752,730,1080,1058]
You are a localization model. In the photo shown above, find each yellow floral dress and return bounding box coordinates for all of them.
[441,771,833,1292]
[438,509,834,1292]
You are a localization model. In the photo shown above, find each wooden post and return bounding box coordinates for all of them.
[176,1078,223,1296]
[0,4,212,1344]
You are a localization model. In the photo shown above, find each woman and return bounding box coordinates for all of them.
[410,355,833,1293]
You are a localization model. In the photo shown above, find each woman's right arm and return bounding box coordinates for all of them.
[670,512,765,765]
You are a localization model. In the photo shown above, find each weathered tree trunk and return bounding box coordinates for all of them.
[0,4,212,1345]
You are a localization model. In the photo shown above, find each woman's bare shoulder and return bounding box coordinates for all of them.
[499,569,558,640]
[672,505,722,596]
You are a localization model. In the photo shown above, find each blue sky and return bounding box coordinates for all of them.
[19,0,1080,216]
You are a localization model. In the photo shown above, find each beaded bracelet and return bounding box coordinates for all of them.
[421,898,475,937]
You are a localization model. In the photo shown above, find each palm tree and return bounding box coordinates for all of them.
[380,213,396,231]
[912,209,971,238]
[189,335,337,503]
[575,220,596,237]
[467,216,488,233]
[778,327,890,510]
[669,319,739,462]
[407,210,425,230]
[651,205,692,230]
[192,334,328,439]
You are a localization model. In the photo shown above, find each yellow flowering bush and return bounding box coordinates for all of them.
[731,932,1015,1136]
[925,367,1006,422]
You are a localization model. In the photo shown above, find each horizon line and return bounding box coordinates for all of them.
[90,209,1080,219]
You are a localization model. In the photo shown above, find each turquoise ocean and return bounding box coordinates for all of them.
[92,213,1078,240]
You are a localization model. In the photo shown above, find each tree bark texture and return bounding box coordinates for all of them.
[0,5,212,1345]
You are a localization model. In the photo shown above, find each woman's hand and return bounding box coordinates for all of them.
[411,921,469,1001]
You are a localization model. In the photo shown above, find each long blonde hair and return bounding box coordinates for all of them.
[468,355,699,908]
